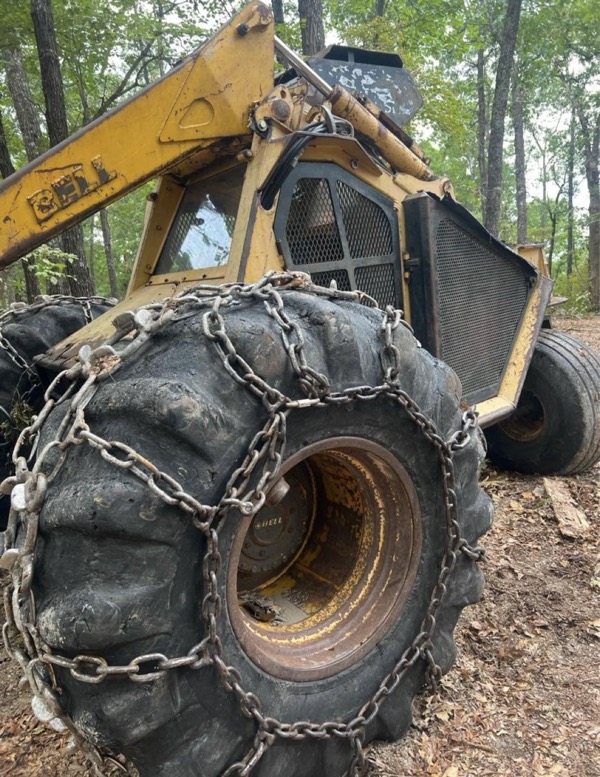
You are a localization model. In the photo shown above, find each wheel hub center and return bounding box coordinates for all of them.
[238,463,315,587]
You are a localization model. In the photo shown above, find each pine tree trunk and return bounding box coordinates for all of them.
[30,0,94,297]
[477,48,488,216]
[566,114,575,276]
[484,0,522,237]
[0,111,15,180]
[100,209,120,299]
[3,48,46,161]
[547,206,557,273]
[89,215,96,289]
[154,0,166,76]
[3,50,44,300]
[298,0,325,55]
[512,68,527,244]
[577,111,600,311]
[272,0,284,24]
[2,268,17,306]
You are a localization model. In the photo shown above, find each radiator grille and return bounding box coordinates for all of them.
[436,218,530,397]
[355,264,396,308]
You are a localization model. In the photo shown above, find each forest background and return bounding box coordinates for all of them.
[0,0,598,311]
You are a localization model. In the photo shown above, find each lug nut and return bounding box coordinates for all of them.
[266,477,290,506]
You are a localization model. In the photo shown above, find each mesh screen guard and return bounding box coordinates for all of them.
[274,163,402,311]
[404,192,537,404]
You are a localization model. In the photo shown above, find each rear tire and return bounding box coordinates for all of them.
[485,330,600,475]
[0,296,114,528]
[33,288,492,776]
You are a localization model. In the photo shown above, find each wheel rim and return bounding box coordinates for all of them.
[228,437,422,681]
[500,390,545,442]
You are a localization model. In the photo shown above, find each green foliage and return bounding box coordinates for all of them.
[0,399,35,443]
[24,246,73,285]
[553,272,595,315]
[84,184,154,298]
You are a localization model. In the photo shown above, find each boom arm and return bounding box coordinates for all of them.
[0,3,274,269]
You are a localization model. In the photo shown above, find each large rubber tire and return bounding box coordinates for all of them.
[34,290,492,777]
[486,330,600,475]
[0,297,114,528]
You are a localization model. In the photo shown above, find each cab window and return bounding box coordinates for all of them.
[155,165,245,274]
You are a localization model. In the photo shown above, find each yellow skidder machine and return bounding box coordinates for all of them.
[0,5,598,776]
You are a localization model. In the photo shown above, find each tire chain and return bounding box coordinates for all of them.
[0,273,485,777]
[0,295,117,451]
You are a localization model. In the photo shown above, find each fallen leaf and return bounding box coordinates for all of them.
[442,768,459,777]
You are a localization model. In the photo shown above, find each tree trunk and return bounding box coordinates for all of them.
[60,227,93,295]
[1,268,17,306]
[30,0,69,145]
[154,0,166,77]
[272,0,284,24]
[298,0,325,55]
[512,67,527,244]
[2,47,46,161]
[89,215,96,289]
[546,190,563,275]
[100,209,120,299]
[0,111,15,180]
[566,113,575,276]
[576,109,600,311]
[3,49,45,300]
[477,48,488,216]
[31,0,94,297]
[484,0,522,237]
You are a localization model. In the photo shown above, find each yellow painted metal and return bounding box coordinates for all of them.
[226,139,286,283]
[127,176,185,294]
[329,86,436,181]
[515,243,549,275]
[0,2,274,269]
[42,269,227,367]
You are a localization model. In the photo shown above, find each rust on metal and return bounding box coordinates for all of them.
[228,437,423,682]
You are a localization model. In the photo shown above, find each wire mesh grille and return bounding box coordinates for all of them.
[165,211,196,272]
[310,270,352,291]
[436,218,530,397]
[355,264,396,308]
[286,179,344,265]
[337,181,393,259]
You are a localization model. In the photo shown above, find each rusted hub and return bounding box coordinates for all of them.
[501,390,545,442]
[228,437,422,682]
[238,463,316,591]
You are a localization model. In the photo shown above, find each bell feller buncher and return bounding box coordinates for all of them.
[0,4,598,776]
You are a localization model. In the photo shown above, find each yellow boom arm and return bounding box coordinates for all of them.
[0,3,274,269]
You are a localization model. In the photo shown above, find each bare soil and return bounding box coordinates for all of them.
[1,316,599,777]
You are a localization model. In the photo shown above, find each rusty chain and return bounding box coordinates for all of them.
[0,294,116,370]
[0,295,116,454]
[0,273,484,777]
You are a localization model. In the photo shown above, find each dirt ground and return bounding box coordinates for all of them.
[1,316,599,777]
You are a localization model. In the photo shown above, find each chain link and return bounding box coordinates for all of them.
[0,295,116,467]
[0,273,484,777]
